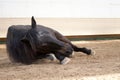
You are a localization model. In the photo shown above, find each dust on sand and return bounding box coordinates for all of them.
[0,40,120,80]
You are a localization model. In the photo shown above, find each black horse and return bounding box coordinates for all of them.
[6,16,94,65]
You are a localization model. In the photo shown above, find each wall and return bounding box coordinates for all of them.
[0,0,120,38]
[0,18,120,38]
[0,0,120,18]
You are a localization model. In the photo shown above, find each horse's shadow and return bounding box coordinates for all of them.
[0,58,22,68]
[0,58,58,69]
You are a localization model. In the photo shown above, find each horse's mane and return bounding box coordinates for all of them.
[6,26,36,64]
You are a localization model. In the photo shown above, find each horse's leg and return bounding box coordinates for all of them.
[54,31,94,55]
[35,53,47,59]
[71,45,93,55]
[54,52,71,64]
[70,42,96,55]
[46,53,57,61]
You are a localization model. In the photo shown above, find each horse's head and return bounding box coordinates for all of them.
[21,16,64,53]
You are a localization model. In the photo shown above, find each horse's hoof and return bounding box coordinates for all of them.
[69,51,75,58]
[87,49,95,55]
[90,49,95,55]
[60,57,71,65]
[46,53,57,61]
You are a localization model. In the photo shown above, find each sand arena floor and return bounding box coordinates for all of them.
[0,40,120,80]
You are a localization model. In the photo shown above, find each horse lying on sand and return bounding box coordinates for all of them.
[6,16,94,65]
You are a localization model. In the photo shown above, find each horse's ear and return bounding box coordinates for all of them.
[31,16,36,28]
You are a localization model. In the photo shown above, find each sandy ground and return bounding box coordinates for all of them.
[0,40,120,80]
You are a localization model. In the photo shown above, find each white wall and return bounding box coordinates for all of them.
[0,0,120,18]
[0,0,120,37]
[0,18,120,37]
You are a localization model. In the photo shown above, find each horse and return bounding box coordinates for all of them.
[6,16,94,65]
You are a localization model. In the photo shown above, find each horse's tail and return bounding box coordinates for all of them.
[6,26,36,64]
